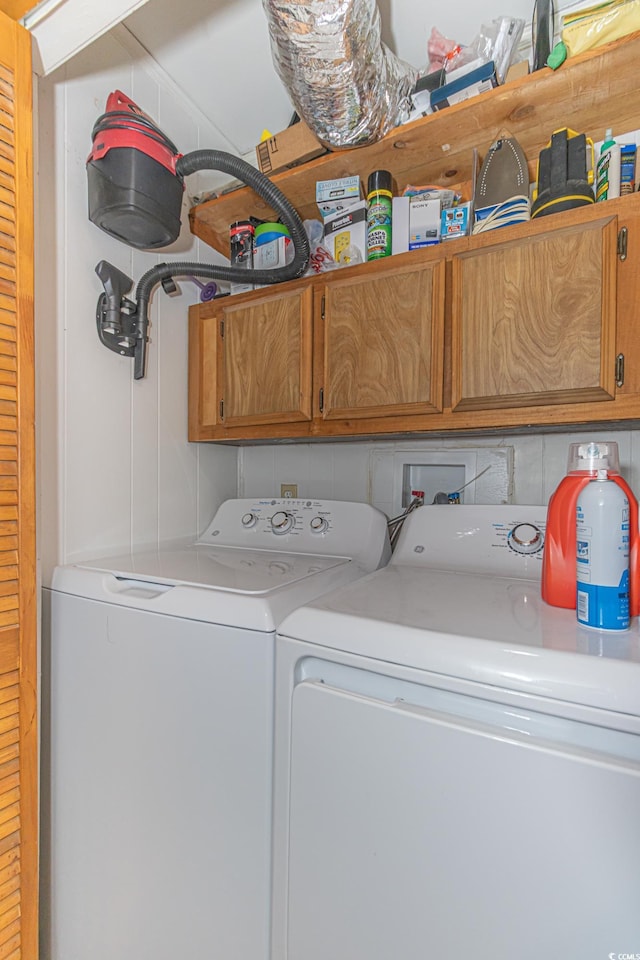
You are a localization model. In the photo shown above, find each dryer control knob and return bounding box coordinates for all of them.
[271,511,294,534]
[508,523,544,555]
[241,512,257,528]
[310,516,329,534]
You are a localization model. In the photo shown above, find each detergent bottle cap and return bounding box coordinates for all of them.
[567,441,620,475]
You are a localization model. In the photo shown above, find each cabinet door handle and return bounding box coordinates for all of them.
[618,227,628,261]
[616,354,625,388]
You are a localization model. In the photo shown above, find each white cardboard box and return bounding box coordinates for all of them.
[409,197,441,248]
[316,176,362,218]
[323,200,367,263]
[392,197,410,254]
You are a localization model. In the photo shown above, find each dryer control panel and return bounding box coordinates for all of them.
[391,504,547,579]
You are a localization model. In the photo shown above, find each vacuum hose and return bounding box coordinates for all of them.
[97,148,311,379]
[177,149,310,284]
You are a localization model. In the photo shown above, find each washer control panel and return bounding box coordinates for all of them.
[198,499,391,569]
[227,501,335,539]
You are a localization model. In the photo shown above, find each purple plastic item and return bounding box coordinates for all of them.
[190,276,218,302]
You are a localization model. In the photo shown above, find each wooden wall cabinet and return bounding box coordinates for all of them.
[189,194,638,443]
[188,33,640,444]
[189,253,447,442]
[450,214,618,413]
[319,259,445,422]
[190,281,315,441]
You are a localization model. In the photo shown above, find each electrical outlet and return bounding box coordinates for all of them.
[281,484,298,499]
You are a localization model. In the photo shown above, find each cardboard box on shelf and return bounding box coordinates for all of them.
[256,121,327,175]
[409,197,441,249]
[391,197,410,254]
[323,200,367,264]
[441,202,472,240]
[505,60,530,83]
[252,235,293,289]
[430,61,498,112]
[316,176,362,218]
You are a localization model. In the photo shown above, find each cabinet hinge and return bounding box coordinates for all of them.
[321,296,326,321]
[220,320,225,338]
[617,227,628,261]
[219,399,224,420]
[319,387,324,413]
[616,353,625,388]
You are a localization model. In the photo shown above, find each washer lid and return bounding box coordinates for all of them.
[51,546,362,633]
[76,544,350,594]
[278,564,640,719]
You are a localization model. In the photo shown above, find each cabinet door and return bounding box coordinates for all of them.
[220,286,313,429]
[450,217,618,412]
[189,302,222,437]
[0,13,37,959]
[321,260,445,420]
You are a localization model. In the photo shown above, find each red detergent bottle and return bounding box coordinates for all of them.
[542,441,640,615]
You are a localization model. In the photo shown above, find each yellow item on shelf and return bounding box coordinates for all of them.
[561,0,640,56]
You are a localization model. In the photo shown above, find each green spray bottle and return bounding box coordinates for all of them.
[366,170,393,260]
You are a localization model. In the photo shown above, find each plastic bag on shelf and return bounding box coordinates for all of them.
[561,0,640,56]
[303,220,339,276]
[425,27,461,73]
[444,17,525,83]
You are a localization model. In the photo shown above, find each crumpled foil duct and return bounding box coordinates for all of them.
[263,0,418,148]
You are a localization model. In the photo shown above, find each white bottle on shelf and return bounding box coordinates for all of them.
[576,468,630,631]
[595,129,621,202]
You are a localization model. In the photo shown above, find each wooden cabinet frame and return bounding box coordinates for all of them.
[189,194,638,443]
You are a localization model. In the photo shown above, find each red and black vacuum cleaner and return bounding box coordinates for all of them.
[88,90,184,249]
[88,90,310,379]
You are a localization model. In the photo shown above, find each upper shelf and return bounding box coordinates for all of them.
[189,32,640,257]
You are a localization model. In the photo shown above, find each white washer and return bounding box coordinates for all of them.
[273,505,640,960]
[41,498,390,960]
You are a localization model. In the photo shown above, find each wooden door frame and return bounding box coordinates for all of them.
[0,11,37,959]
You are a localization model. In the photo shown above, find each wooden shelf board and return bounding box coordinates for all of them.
[189,31,640,257]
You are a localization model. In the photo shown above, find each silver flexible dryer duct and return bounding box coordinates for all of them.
[263,0,417,148]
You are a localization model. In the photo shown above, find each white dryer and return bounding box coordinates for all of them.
[41,498,390,960]
[273,504,640,960]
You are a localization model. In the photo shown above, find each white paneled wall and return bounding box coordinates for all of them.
[34,6,640,579]
[240,428,640,517]
[35,29,238,582]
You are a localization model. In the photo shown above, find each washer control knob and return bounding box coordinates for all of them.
[310,516,329,534]
[271,511,294,535]
[508,523,544,555]
[241,512,257,528]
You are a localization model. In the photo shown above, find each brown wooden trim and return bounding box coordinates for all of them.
[0,12,36,960]
[0,3,33,21]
